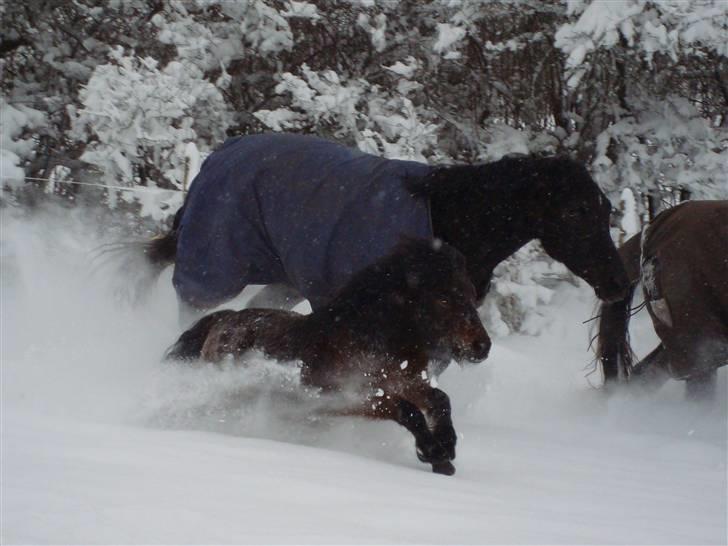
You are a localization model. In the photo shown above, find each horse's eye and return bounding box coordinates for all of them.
[438,299,449,307]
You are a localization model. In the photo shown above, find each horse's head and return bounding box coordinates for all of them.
[535,160,630,303]
[395,240,491,364]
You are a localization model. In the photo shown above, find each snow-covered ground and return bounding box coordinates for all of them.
[2,206,726,544]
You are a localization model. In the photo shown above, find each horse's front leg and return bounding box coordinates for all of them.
[391,397,456,476]
[403,383,456,463]
[328,396,455,475]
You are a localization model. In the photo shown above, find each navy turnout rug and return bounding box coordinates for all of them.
[173,133,434,308]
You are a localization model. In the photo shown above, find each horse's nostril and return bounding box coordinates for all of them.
[595,269,631,302]
[471,338,491,360]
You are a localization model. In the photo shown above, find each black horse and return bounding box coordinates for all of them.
[165,239,492,475]
[136,133,628,322]
[596,200,728,399]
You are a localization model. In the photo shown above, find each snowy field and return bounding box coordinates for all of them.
[2,206,726,545]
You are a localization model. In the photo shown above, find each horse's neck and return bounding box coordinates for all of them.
[429,188,535,291]
[311,300,413,349]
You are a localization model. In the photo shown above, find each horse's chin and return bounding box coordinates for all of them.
[429,343,489,368]
[591,271,631,303]
[448,347,488,366]
[459,354,488,365]
[429,347,455,363]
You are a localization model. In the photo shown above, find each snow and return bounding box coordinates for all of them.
[0,98,46,188]
[70,50,230,190]
[2,207,726,544]
[382,57,419,79]
[620,188,640,238]
[556,0,728,65]
[356,14,387,53]
[282,2,320,21]
[433,23,467,54]
[0,149,25,187]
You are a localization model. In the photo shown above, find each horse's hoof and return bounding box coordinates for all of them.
[417,442,452,464]
[434,430,457,460]
[432,461,455,476]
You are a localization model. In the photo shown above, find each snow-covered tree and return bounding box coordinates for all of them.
[556,0,728,211]
[69,48,230,190]
[592,94,727,202]
[4,0,727,333]
[254,63,440,161]
[0,97,46,189]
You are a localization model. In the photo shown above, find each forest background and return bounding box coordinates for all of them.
[2,0,727,334]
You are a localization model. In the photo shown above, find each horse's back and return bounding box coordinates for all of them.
[200,307,305,362]
[173,133,433,308]
[646,201,728,297]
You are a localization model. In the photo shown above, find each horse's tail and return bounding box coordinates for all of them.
[144,205,183,269]
[96,206,184,305]
[132,205,184,301]
[595,232,643,382]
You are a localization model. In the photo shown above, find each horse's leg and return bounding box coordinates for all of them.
[685,369,718,401]
[629,344,671,392]
[403,385,457,462]
[396,397,455,474]
[165,310,236,362]
[247,283,304,311]
[329,397,455,475]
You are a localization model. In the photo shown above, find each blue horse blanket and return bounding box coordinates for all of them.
[173,133,434,309]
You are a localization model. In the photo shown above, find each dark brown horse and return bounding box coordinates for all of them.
[597,200,728,399]
[165,239,491,475]
[133,134,628,324]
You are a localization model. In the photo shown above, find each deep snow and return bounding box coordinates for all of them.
[2,205,726,544]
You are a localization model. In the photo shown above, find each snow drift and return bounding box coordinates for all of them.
[2,204,726,544]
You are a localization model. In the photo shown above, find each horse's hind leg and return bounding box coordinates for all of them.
[685,369,717,401]
[165,318,213,361]
[247,283,304,311]
[629,345,671,392]
[165,310,236,362]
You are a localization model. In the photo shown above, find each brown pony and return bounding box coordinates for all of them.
[165,239,491,475]
[596,200,728,399]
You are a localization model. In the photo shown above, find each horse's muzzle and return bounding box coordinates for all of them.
[597,282,630,303]
[459,336,491,363]
[472,337,491,361]
[595,270,631,303]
